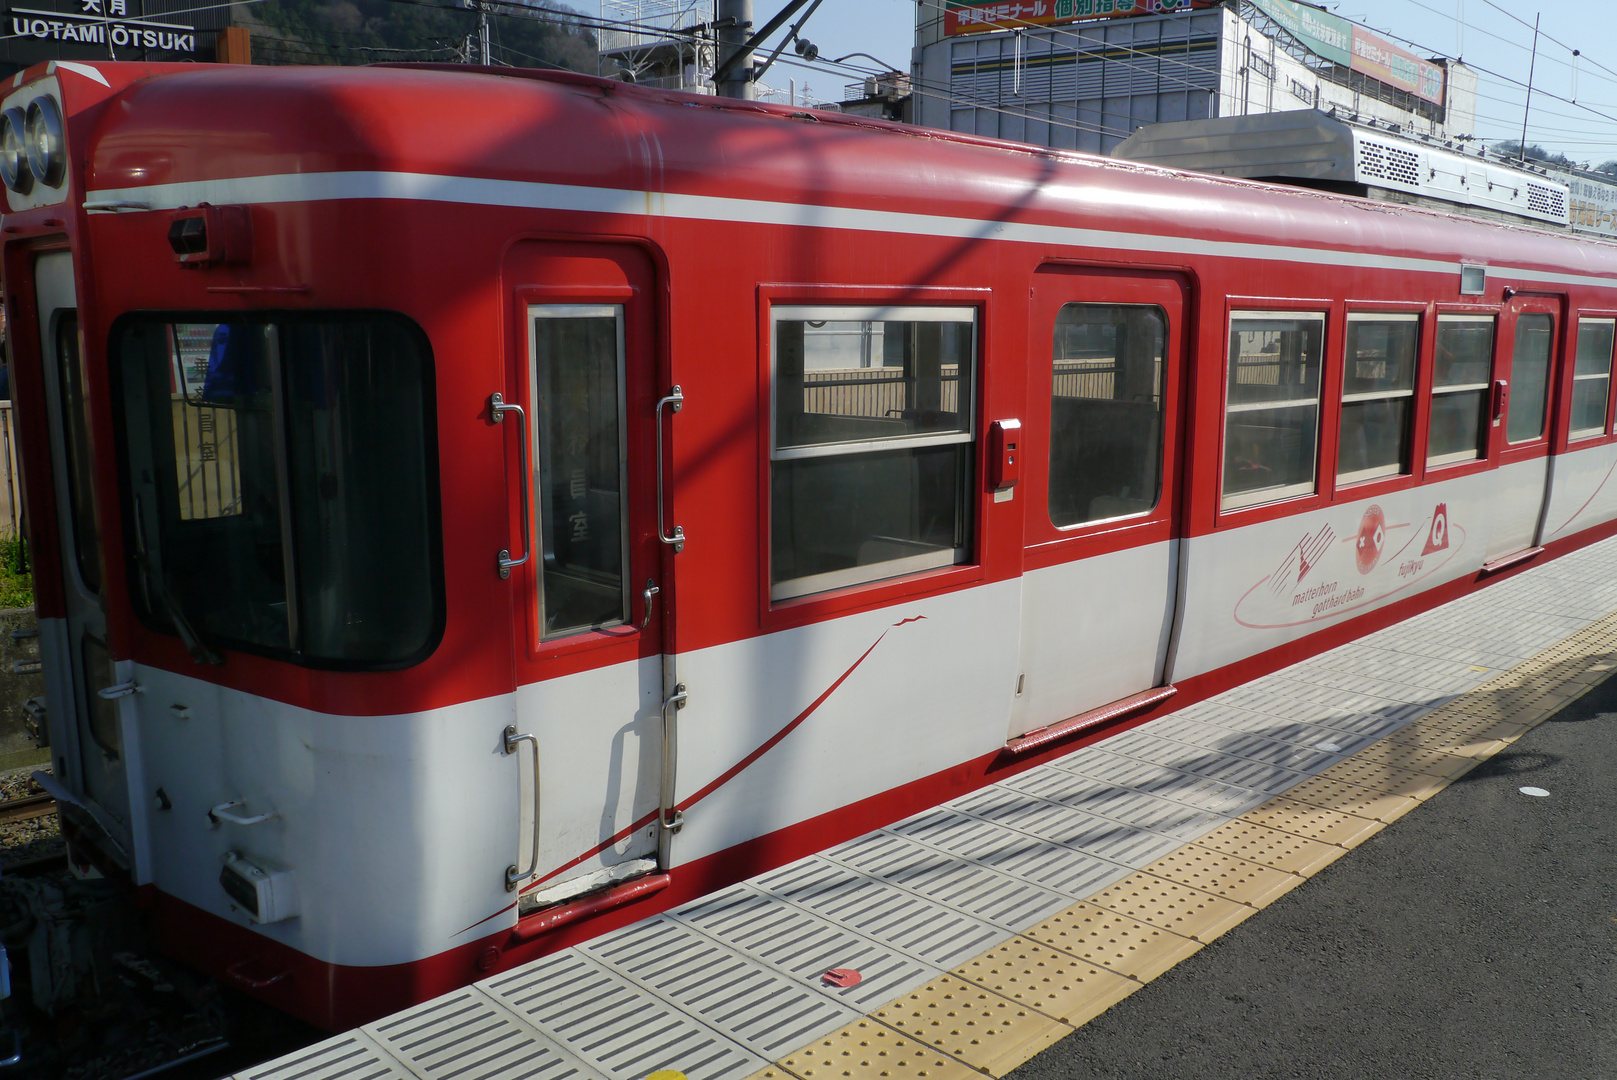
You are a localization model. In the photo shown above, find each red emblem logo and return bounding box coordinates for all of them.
[1356,504,1386,575]
[1422,504,1450,555]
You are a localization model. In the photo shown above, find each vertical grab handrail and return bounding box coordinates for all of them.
[655,683,688,871]
[504,725,540,891]
[490,392,531,579]
[656,386,685,552]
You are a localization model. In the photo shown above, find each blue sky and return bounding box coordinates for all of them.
[758,0,1617,166]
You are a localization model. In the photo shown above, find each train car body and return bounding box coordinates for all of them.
[4,59,1617,1030]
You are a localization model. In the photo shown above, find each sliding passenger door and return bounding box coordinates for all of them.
[1487,295,1563,563]
[1009,266,1188,738]
[499,241,670,911]
[34,251,134,856]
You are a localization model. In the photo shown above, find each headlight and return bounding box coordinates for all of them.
[0,108,30,194]
[24,96,64,189]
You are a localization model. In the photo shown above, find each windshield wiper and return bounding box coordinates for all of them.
[133,496,223,666]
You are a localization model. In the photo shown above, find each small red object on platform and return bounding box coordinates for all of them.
[821,968,862,987]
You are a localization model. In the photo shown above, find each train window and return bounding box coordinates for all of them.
[55,312,102,593]
[1047,303,1165,527]
[114,313,442,668]
[529,306,627,638]
[1571,319,1616,440]
[1428,315,1495,467]
[1506,314,1554,444]
[770,306,975,601]
[1221,312,1324,511]
[1338,314,1419,484]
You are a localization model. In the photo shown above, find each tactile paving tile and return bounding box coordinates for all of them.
[1240,795,1383,849]
[1346,738,1484,779]
[673,885,936,1012]
[754,857,1003,969]
[482,951,763,1080]
[772,1018,980,1080]
[1281,774,1422,823]
[873,974,1071,1077]
[1141,847,1302,908]
[235,1031,413,1080]
[1020,901,1202,983]
[584,917,857,1058]
[950,937,1139,1026]
[1316,756,1458,800]
[1188,820,1345,877]
[367,987,594,1080]
[1082,872,1255,942]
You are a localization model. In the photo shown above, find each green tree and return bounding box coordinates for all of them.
[1491,140,1576,169]
[238,0,600,71]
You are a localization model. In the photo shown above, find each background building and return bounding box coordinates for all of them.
[914,0,1477,155]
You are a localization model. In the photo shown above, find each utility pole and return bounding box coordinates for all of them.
[716,0,754,99]
[479,1,491,66]
[1518,13,1539,163]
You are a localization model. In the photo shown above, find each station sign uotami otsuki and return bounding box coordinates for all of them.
[944,0,1217,38]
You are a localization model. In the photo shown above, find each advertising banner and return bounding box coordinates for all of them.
[944,0,1216,39]
[1348,26,1445,104]
[1244,0,1350,67]
[1248,0,1444,105]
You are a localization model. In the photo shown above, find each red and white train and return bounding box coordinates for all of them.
[4,58,1616,1031]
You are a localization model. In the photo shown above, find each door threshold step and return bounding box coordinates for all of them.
[509,872,670,943]
[1002,685,1177,759]
[1482,546,1544,574]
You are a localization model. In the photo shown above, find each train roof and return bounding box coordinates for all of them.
[23,59,1617,287]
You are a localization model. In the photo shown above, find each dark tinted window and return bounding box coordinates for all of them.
[115,314,441,667]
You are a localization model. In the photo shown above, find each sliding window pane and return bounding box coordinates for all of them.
[772,306,975,600]
[1571,318,1615,439]
[1339,314,1418,482]
[1428,316,1494,466]
[1222,313,1324,509]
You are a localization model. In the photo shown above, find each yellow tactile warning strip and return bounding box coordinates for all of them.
[743,608,1617,1080]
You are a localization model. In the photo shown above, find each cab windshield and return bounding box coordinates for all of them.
[114,313,441,667]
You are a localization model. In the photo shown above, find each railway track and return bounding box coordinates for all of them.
[0,793,54,827]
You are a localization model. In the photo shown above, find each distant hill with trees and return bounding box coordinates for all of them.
[235,0,601,71]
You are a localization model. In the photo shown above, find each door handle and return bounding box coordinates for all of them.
[1492,379,1509,423]
[641,580,660,631]
[656,387,686,552]
[490,392,531,579]
[504,725,540,891]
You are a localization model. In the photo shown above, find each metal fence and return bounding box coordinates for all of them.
[0,404,19,539]
[800,365,961,417]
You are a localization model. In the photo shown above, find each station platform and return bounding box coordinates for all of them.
[236,535,1617,1080]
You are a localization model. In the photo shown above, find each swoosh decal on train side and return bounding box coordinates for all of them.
[83,170,1617,291]
[507,614,921,905]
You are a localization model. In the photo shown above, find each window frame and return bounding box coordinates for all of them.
[1335,311,1422,488]
[1218,307,1328,513]
[1425,309,1499,471]
[756,285,988,629]
[1568,314,1617,443]
[1045,300,1169,531]
[767,302,977,603]
[108,309,446,672]
[526,302,632,641]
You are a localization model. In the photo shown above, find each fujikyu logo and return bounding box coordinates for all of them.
[1423,503,1450,555]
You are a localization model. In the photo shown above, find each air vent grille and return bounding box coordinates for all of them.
[1526,182,1567,219]
[1358,139,1422,187]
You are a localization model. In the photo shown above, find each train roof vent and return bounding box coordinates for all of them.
[1357,138,1421,188]
[1526,181,1567,220]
